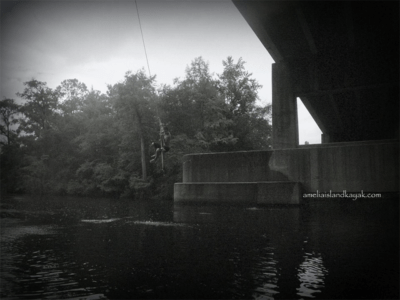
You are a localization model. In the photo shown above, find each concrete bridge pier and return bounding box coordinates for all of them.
[174,151,302,205]
[173,141,399,204]
[272,62,299,150]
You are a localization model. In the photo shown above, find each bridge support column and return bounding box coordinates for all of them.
[321,133,331,143]
[272,62,299,149]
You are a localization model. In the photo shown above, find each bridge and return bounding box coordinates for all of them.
[174,1,399,204]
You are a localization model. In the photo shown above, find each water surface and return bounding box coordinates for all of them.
[1,196,398,299]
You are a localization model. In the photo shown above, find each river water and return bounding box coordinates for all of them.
[0,196,398,299]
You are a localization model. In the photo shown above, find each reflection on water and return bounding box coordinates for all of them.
[0,196,398,299]
[297,252,327,298]
[251,247,279,300]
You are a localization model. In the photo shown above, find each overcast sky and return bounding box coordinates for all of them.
[1,0,321,144]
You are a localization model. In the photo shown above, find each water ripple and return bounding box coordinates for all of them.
[129,220,189,227]
[296,252,328,298]
[1,217,108,300]
[81,218,120,224]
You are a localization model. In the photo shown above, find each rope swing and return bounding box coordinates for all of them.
[135,1,165,172]
[135,0,151,77]
[159,119,165,172]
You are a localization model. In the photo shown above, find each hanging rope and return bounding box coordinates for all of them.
[135,0,151,77]
[160,120,165,172]
[134,0,160,123]
[135,1,165,173]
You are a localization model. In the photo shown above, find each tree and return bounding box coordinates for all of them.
[17,80,59,138]
[0,98,20,145]
[75,89,118,163]
[64,89,123,196]
[183,57,222,130]
[1,141,24,195]
[0,99,23,195]
[1,56,270,199]
[217,57,271,150]
[56,79,89,115]
[109,70,157,181]
[218,56,262,116]
[164,57,236,151]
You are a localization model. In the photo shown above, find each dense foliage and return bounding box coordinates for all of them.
[1,57,271,200]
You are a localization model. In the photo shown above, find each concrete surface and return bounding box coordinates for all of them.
[174,140,398,204]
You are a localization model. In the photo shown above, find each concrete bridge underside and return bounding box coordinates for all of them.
[174,1,399,204]
[233,1,399,147]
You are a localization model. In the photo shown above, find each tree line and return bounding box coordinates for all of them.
[0,57,271,200]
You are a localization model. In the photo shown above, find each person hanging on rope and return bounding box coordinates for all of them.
[150,124,171,163]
